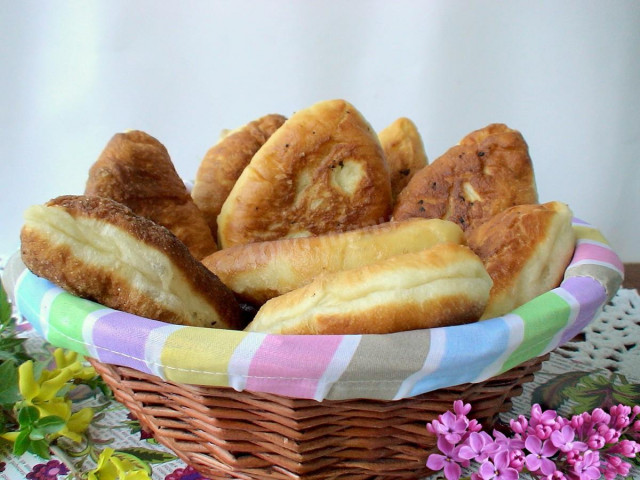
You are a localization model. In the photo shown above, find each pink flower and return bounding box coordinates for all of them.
[587,433,606,450]
[570,450,600,480]
[542,472,567,480]
[453,400,472,418]
[597,424,620,443]
[550,425,588,453]
[477,455,519,480]
[590,408,610,424]
[524,435,558,475]
[493,429,525,451]
[530,404,559,428]
[430,410,469,445]
[601,454,631,480]
[492,430,525,470]
[510,415,529,436]
[458,432,499,462]
[426,436,463,480]
[608,438,640,457]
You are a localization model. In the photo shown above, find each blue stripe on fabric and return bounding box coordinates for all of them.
[15,271,63,338]
[408,316,512,397]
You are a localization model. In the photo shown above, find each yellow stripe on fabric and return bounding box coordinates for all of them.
[572,225,609,244]
[160,327,247,386]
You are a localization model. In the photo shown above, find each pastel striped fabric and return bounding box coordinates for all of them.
[10,219,623,401]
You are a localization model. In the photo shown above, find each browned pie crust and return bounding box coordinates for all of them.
[20,195,241,329]
[85,130,217,260]
[466,201,576,319]
[216,99,393,248]
[191,114,287,236]
[378,117,428,202]
[393,123,538,232]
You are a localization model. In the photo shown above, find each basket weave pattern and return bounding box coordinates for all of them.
[89,355,548,479]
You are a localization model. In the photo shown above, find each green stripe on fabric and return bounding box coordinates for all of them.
[47,292,102,355]
[500,291,571,373]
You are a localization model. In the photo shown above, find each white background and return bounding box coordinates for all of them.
[1,0,639,262]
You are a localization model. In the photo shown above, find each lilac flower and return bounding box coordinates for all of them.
[601,454,632,480]
[492,430,525,471]
[597,424,620,443]
[426,436,464,480]
[530,404,559,428]
[542,471,567,480]
[607,438,640,457]
[453,400,472,418]
[505,449,526,471]
[510,415,529,436]
[493,429,525,452]
[570,450,600,480]
[587,433,606,450]
[477,454,518,480]
[430,410,469,445]
[590,408,611,425]
[524,435,558,476]
[550,425,588,453]
[427,402,640,480]
[458,432,499,462]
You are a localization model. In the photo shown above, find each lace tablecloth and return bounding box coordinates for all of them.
[1,249,638,480]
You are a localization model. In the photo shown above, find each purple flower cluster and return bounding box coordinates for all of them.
[426,401,640,480]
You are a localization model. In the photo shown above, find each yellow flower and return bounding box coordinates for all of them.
[53,348,96,381]
[88,448,152,480]
[14,352,95,443]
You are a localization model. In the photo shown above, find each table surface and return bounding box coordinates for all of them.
[1,268,639,480]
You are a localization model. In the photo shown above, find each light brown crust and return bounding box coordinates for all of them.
[191,114,287,236]
[378,117,428,202]
[216,99,393,248]
[20,195,241,329]
[466,201,576,319]
[203,218,464,305]
[393,124,538,232]
[245,243,492,335]
[85,130,218,260]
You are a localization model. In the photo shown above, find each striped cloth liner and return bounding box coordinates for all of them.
[9,218,623,401]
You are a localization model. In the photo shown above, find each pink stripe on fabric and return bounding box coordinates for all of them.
[245,334,345,398]
[571,243,624,271]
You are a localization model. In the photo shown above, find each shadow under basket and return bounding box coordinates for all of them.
[88,355,548,480]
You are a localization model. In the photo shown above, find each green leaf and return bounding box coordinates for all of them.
[116,446,178,464]
[0,337,27,351]
[13,429,31,456]
[18,405,40,426]
[0,283,11,326]
[531,370,592,410]
[34,415,66,435]
[563,373,619,413]
[29,428,45,441]
[611,380,640,407]
[0,360,21,405]
[28,438,51,459]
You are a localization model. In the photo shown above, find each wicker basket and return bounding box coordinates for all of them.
[89,354,548,480]
[4,218,623,479]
